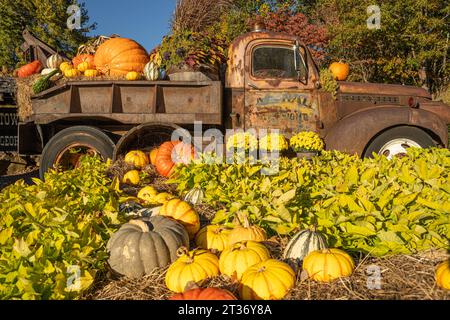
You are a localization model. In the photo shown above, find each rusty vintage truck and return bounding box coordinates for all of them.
[3,28,450,179]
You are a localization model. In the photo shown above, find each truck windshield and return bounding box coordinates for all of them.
[252,46,303,79]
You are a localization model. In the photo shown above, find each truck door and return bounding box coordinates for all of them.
[244,39,319,136]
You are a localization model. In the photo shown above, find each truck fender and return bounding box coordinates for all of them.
[113,122,183,160]
[324,106,448,156]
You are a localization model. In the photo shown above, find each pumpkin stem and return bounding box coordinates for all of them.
[176,246,189,257]
[129,220,150,233]
[241,214,250,228]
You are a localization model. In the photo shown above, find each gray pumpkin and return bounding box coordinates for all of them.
[107,216,189,278]
[283,227,327,262]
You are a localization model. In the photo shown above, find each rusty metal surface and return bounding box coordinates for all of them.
[419,101,450,124]
[338,82,431,99]
[31,80,222,125]
[325,106,449,155]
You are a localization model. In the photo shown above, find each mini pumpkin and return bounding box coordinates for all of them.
[329,62,350,81]
[77,61,90,73]
[64,68,80,78]
[283,226,328,263]
[126,71,141,81]
[195,225,232,252]
[59,61,72,72]
[72,54,95,69]
[124,150,149,168]
[228,215,267,246]
[239,259,296,300]
[435,260,450,290]
[107,216,189,278]
[155,141,195,177]
[158,199,200,239]
[303,248,355,282]
[184,187,204,206]
[144,61,160,81]
[219,241,270,280]
[169,287,237,300]
[137,186,158,204]
[84,69,99,77]
[150,148,159,166]
[122,170,140,185]
[154,192,175,204]
[165,248,220,293]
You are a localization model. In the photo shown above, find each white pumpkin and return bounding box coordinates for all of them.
[46,53,64,69]
[283,227,327,262]
[144,62,160,81]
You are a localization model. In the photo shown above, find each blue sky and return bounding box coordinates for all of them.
[85,0,177,52]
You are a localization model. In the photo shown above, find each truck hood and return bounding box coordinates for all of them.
[338,82,432,99]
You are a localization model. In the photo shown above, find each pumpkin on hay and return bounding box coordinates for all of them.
[283,226,328,263]
[169,286,237,300]
[149,148,158,166]
[72,54,95,69]
[155,141,195,177]
[329,61,350,81]
[435,260,450,290]
[84,69,99,78]
[219,241,270,280]
[195,225,232,252]
[228,215,267,246]
[106,216,189,278]
[124,150,149,168]
[94,38,149,76]
[158,198,200,239]
[46,53,65,69]
[302,248,355,283]
[239,259,295,300]
[122,170,140,185]
[165,248,220,293]
[17,60,42,78]
[137,186,158,204]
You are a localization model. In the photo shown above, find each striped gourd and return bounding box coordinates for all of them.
[283,227,327,262]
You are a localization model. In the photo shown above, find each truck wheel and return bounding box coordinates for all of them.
[364,126,436,159]
[39,126,115,179]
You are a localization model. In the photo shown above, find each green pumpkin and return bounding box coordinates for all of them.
[107,216,189,278]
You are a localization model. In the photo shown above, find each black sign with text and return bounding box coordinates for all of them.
[0,107,19,152]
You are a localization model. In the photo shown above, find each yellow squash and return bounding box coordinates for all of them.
[435,260,450,290]
[219,241,270,280]
[228,216,267,246]
[77,61,90,72]
[195,225,232,252]
[126,71,141,81]
[165,248,220,293]
[59,61,72,72]
[64,68,80,78]
[303,248,355,282]
[239,259,295,300]
[137,186,158,203]
[122,170,140,185]
[159,199,200,239]
[124,150,149,168]
[84,69,99,77]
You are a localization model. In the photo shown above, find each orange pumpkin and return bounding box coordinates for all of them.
[150,148,159,166]
[17,61,42,78]
[329,62,350,81]
[94,38,149,76]
[170,287,237,300]
[72,54,95,69]
[155,141,195,177]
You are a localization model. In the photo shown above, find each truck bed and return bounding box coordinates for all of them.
[31,80,223,125]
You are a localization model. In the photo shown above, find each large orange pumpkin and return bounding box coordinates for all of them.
[329,62,350,81]
[72,54,95,69]
[94,38,149,76]
[17,61,42,78]
[169,287,237,300]
[155,141,195,177]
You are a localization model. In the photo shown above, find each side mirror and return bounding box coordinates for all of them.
[293,42,307,82]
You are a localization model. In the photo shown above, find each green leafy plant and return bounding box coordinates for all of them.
[0,156,124,299]
[320,68,340,100]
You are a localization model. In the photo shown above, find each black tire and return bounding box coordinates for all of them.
[363,126,436,158]
[39,126,115,179]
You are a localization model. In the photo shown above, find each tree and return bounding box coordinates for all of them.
[0,0,96,69]
[310,0,450,95]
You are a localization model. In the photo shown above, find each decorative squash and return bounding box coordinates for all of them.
[17,60,42,78]
[126,71,141,81]
[283,226,328,263]
[170,287,237,300]
[107,216,189,278]
[124,150,149,168]
[72,54,95,69]
[94,38,149,76]
[240,259,295,300]
[84,69,99,77]
[149,148,158,166]
[159,199,200,239]
[184,187,204,206]
[122,170,140,185]
[137,186,158,203]
[219,241,270,280]
[46,53,65,69]
[155,141,195,177]
[435,260,450,290]
[303,248,355,282]
[144,61,160,81]
[59,62,72,72]
[329,62,350,81]
[64,68,80,78]
[32,69,59,94]
[195,225,232,252]
[154,192,175,204]
[165,248,220,293]
[77,61,90,73]
[228,215,267,246]
[40,68,58,76]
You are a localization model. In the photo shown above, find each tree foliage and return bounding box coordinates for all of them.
[0,0,96,69]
